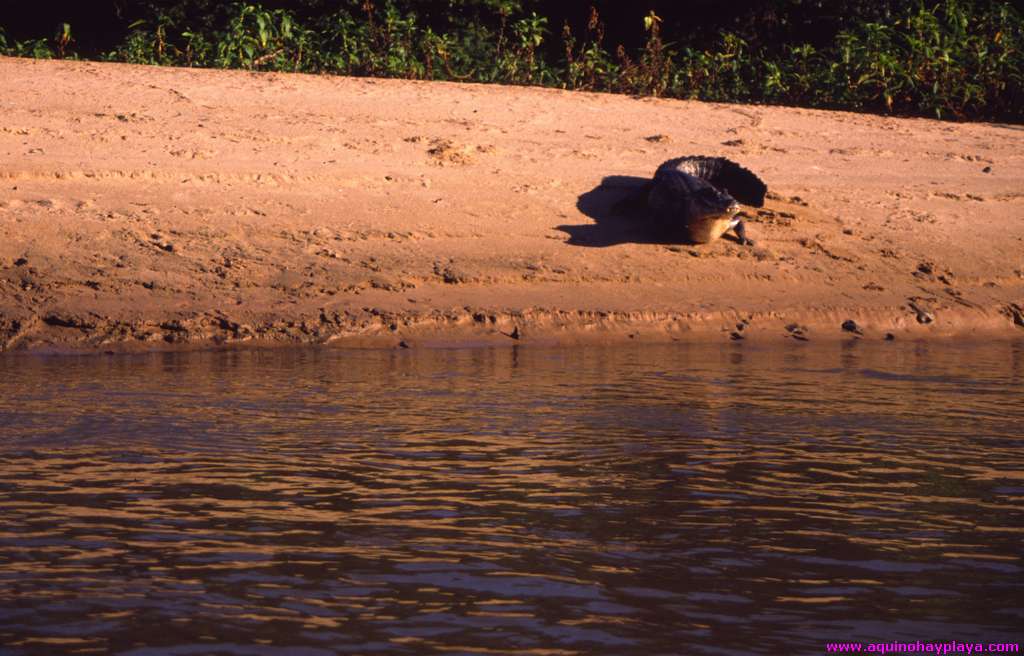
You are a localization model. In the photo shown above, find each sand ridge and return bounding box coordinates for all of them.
[1,56,1022,351]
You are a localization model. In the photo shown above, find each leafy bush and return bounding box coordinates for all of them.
[1,0,1020,121]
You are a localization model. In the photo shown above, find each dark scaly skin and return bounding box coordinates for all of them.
[648,170,755,245]
[648,157,765,246]
[608,157,764,246]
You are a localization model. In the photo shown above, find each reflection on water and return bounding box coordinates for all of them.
[0,342,1022,655]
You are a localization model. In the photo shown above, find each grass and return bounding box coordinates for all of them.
[1,0,1020,121]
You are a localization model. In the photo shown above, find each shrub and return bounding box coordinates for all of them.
[2,0,1020,122]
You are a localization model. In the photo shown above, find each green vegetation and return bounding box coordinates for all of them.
[1,0,1021,121]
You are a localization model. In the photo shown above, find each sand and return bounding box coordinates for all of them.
[1,56,1022,352]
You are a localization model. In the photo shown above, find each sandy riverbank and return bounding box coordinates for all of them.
[1,56,1022,352]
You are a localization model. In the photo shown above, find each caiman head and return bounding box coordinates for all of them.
[685,185,740,223]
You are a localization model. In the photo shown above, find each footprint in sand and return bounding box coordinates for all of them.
[149,233,175,253]
[913,261,955,285]
[422,138,492,166]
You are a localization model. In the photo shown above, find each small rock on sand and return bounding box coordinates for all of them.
[841,319,863,334]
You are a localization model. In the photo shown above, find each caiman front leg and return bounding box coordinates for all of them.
[732,215,755,246]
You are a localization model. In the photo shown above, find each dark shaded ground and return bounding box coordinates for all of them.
[562,175,659,248]
[564,175,750,248]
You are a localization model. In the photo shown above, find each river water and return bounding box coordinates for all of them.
[0,342,1022,655]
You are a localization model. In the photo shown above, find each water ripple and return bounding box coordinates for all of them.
[0,342,1022,655]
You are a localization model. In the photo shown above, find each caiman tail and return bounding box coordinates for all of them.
[656,156,767,208]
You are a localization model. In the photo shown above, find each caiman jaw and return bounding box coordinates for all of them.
[705,205,739,224]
